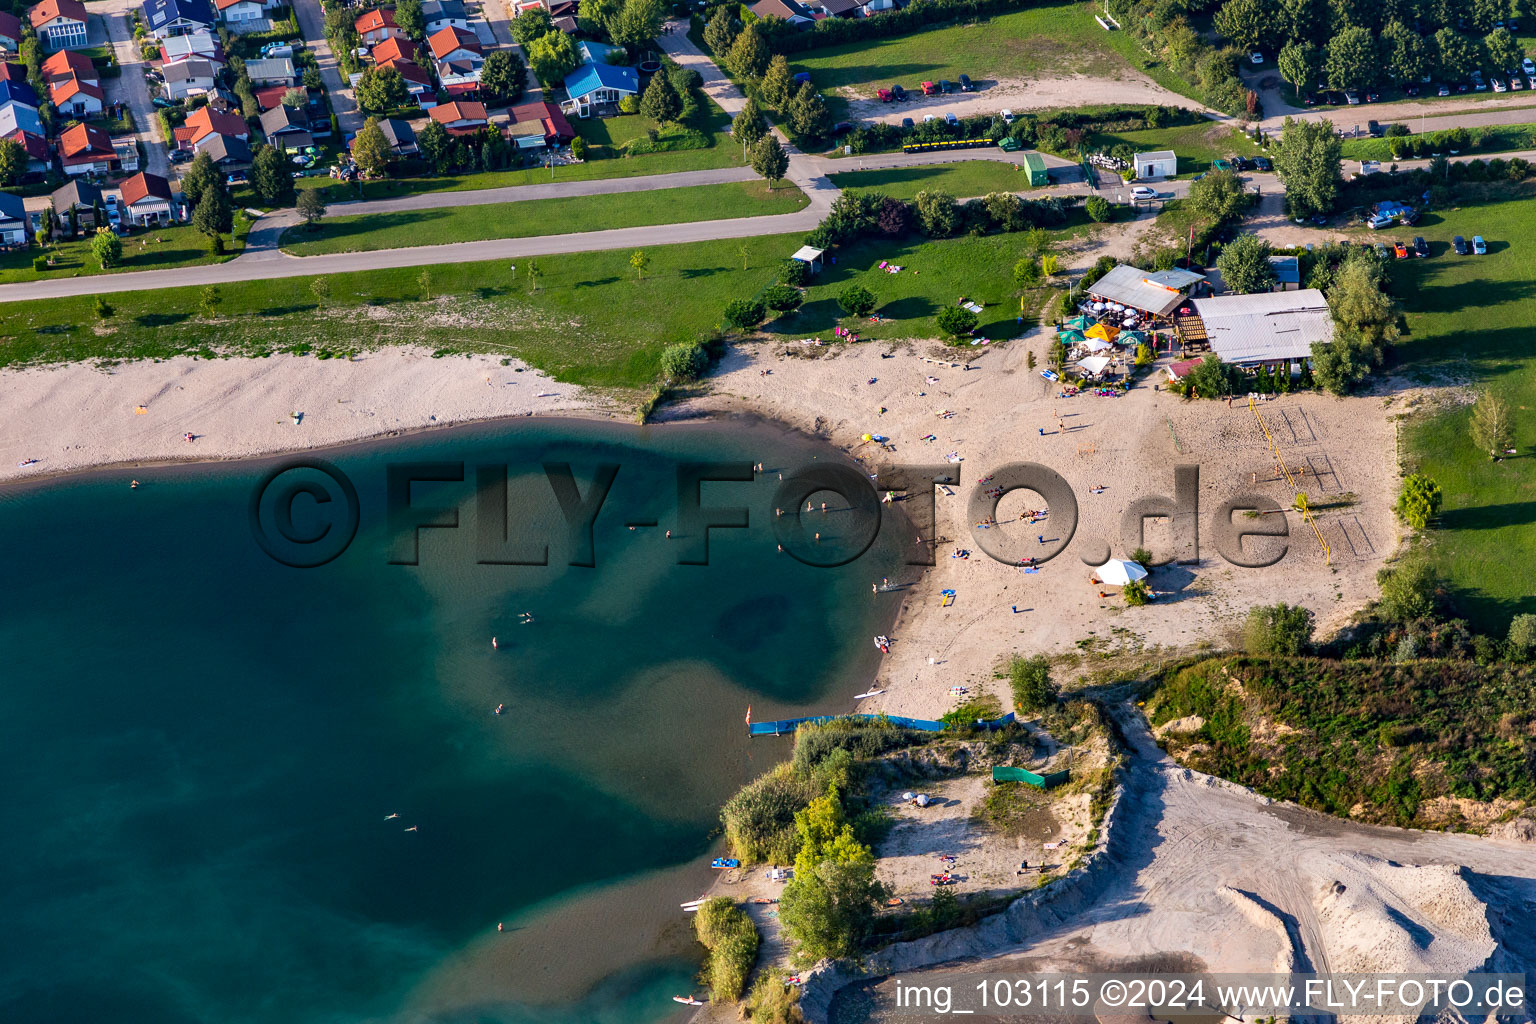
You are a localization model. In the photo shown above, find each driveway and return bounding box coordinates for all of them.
[100,4,170,179]
[292,0,364,135]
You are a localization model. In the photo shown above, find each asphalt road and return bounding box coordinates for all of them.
[98,0,170,180]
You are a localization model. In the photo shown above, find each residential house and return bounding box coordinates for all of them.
[0,11,22,50]
[259,101,311,150]
[161,29,220,63]
[243,56,294,84]
[559,61,636,118]
[28,0,90,50]
[1268,255,1301,292]
[118,170,176,225]
[511,0,546,16]
[858,0,894,15]
[51,178,104,231]
[194,130,251,168]
[371,35,415,64]
[162,57,218,100]
[806,0,860,17]
[49,71,103,114]
[113,136,138,171]
[550,13,576,31]
[427,25,480,65]
[437,58,481,95]
[379,56,431,97]
[252,82,293,110]
[0,99,46,138]
[182,103,249,145]
[141,0,216,38]
[0,61,29,82]
[507,97,573,149]
[40,47,95,86]
[355,7,403,44]
[4,128,51,175]
[0,78,39,108]
[427,99,486,135]
[58,121,115,175]
[376,116,417,155]
[215,0,266,24]
[748,0,814,24]
[0,190,26,246]
[421,0,468,33]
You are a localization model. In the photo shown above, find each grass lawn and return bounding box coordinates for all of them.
[266,107,748,206]
[758,214,1098,343]
[1087,121,1260,176]
[790,1,1125,99]
[279,181,808,255]
[1389,186,1536,630]
[0,234,807,389]
[827,160,1034,199]
[0,220,250,285]
[1340,123,1536,162]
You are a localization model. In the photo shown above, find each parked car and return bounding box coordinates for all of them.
[1393,241,1410,258]
[1492,76,1507,92]
[938,79,953,93]
[1303,92,1317,105]
[957,74,973,91]
[1249,50,1264,64]
[1367,120,1382,137]
[877,88,893,102]
[1452,235,1469,254]
[226,172,248,185]
[1000,109,1014,123]
[830,121,852,135]
[1438,84,1451,96]
[1130,185,1157,199]
[1413,236,1429,257]
[1229,155,1250,170]
[921,81,938,95]
[1528,75,1536,90]
[1253,156,1272,171]
[1524,57,1536,75]
[1364,90,1379,101]
[900,116,914,128]
[1473,235,1487,254]
[923,113,937,122]
[1400,207,1420,225]
[944,112,958,125]
[1512,75,1525,90]
[169,148,193,164]
[1472,71,1487,90]
[890,84,906,100]
[1373,242,1391,258]
[1367,212,1395,229]
[1212,158,1232,172]
[1345,90,1361,104]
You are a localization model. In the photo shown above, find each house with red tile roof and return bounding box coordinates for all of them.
[371,35,416,64]
[59,121,115,175]
[427,25,480,63]
[118,171,176,225]
[379,57,431,95]
[4,128,51,175]
[427,99,486,135]
[215,0,266,25]
[182,103,249,145]
[41,48,97,86]
[49,71,104,115]
[355,7,403,43]
[28,0,89,50]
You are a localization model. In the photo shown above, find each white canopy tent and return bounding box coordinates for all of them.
[1096,558,1148,585]
[1077,354,1112,375]
[1082,338,1113,353]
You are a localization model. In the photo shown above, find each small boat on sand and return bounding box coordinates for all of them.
[854,687,885,699]
[873,635,891,653]
[751,897,778,905]
[711,857,740,870]
[680,896,708,911]
[673,995,706,1005]
[885,897,904,907]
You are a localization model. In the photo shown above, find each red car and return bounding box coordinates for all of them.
[1393,241,1410,259]
[921,81,938,95]
[877,88,893,102]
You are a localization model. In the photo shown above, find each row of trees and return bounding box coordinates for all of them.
[704,11,834,142]
[1108,0,1260,117]
[1273,24,1526,96]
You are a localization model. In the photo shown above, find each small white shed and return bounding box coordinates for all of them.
[1133,150,1176,180]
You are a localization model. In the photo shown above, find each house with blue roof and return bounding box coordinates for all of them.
[560,61,637,118]
[142,0,216,38]
[0,189,28,246]
[0,78,39,109]
[0,99,45,138]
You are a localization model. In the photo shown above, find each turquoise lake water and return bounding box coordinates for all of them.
[0,418,907,1024]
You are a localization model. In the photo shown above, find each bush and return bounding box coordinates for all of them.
[1085,195,1112,222]
[721,763,816,863]
[1395,473,1442,530]
[779,257,809,285]
[694,898,760,1003]
[1007,654,1055,713]
[1242,603,1315,656]
[837,284,876,318]
[745,967,803,1023]
[1122,579,1150,605]
[936,304,977,339]
[618,94,639,114]
[1507,614,1536,662]
[32,256,46,272]
[1376,554,1439,623]
[790,717,922,775]
[660,341,709,381]
[570,136,588,160]
[763,283,803,313]
[722,298,767,330]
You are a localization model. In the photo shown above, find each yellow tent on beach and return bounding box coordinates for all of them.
[1086,322,1119,343]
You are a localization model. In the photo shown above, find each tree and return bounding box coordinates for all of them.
[610,0,664,49]
[199,285,221,320]
[751,134,789,187]
[1184,353,1239,398]
[0,137,25,187]
[1310,327,1375,394]
[310,276,331,307]
[660,342,709,381]
[787,82,830,139]
[1278,0,1326,43]
[1007,654,1055,713]
[639,70,680,123]
[179,150,219,210]
[1278,40,1322,97]
[1271,116,1342,218]
[629,248,650,281]
[1213,0,1275,52]
[877,196,910,236]
[778,858,886,966]
[763,283,802,314]
[1328,257,1399,349]
[704,5,738,56]
[282,86,308,109]
[1242,604,1315,655]
[509,6,551,44]
[417,267,433,300]
[355,65,409,115]
[351,119,393,178]
[395,0,425,38]
[417,119,454,174]
[480,49,527,105]
[1216,234,1277,294]
[1377,554,1439,622]
[91,227,122,269]
[527,30,579,88]
[1507,615,1536,661]
[525,257,541,293]
[760,54,793,109]
[1395,473,1442,529]
[296,188,327,228]
[576,0,620,36]
[837,284,876,319]
[1326,25,1379,90]
[914,190,957,236]
[1381,21,1430,84]
[303,67,323,91]
[1013,256,1042,287]
[936,304,977,339]
[733,96,767,157]
[723,298,767,330]
[1470,390,1513,458]
[1434,28,1479,80]
[1485,28,1524,74]
[1188,168,1247,222]
[192,180,232,238]
[1084,195,1112,222]
[94,295,114,320]
[725,24,769,79]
